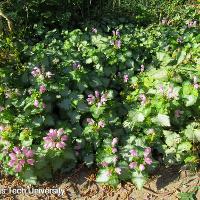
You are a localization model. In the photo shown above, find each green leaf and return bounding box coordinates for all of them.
[51,156,64,172]
[155,114,170,127]
[21,168,37,185]
[131,171,147,190]
[84,154,94,167]
[86,58,93,64]
[177,50,186,65]
[96,168,110,183]
[58,99,71,110]
[177,142,192,152]
[185,95,197,107]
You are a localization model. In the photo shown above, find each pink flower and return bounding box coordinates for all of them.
[8,146,35,172]
[98,120,105,128]
[92,28,97,33]
[175,110,184,118]
[141,64,145,72]
[100,94,107,104]
[73,61,81,69]
[27,159,35,165]
[139,164,145,171]
[39,85,46,94]
[129,162,137,169]
[43,128,68,150]
[112,156,118,164]
[87,94,95,105]
[139,94,147,105]
[115,167,121,175]
[0,126,4,132]
[112,147,118,153]
[130,149,138,157]
[194,83,199,89]
[31,67,41,77]
[86,118,95,125]
[34,100,39,108]
[144,147,151,157]
[159,85,164,94]
[95,90,100,98]
[86,91,108,107]
[115,40,121,48]
[123,74,129,83]
[111,138,118,147]
[105,170,112,177]
[112,30,120,37]
[144,157,152,165]
[101,162,108,167]
[167,86,178,99]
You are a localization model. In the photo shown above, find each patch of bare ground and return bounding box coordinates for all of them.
[0,165,199,200]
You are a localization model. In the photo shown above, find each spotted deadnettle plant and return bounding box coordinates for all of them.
[43,128,68,150]
[8,147,35,172]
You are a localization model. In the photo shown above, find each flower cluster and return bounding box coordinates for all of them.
[111,30,121,49]
[187,20,197,28]
[86,91,108,107]
[129,147,152,172]
[72,61,81,69]
[193,76,199,89]
[8,147,35,172]
[43,128,68,150]
[34,99,46,109]
[31,67,41,77]
[86,118,105,128]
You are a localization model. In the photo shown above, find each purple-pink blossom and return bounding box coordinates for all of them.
[175,109,184,118]
[31,67,41,77]
[167,86,178,99]
[139,164,145,171]
[34,100,39,108]
[39,85,46,94]
[112,147,118,153]
[129,162,137,169]
[92,28,97,33]
[141,64,145,72]
[111,137,118,147]
[193,76,199,89]
[86,91,108,107]
[123,74,129,83]
[112,156,118,164]
[144,157,152,165]
[139,94,147,105]
[115,40,121,48]
[130,149,138,157]
[101,161,109,167]
[98,120,105,128]
[144,147,151,157]
[86,118,95,125]
[112,30,120,37]
[8,146,35,172]
[115,167,121,175]
[87,94,96,105]
[43,128,68,150]
[72,61,81,69]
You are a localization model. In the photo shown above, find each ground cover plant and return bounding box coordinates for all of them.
[0,0,199,191]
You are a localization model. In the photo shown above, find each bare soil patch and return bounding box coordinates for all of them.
[0,165,199,200]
